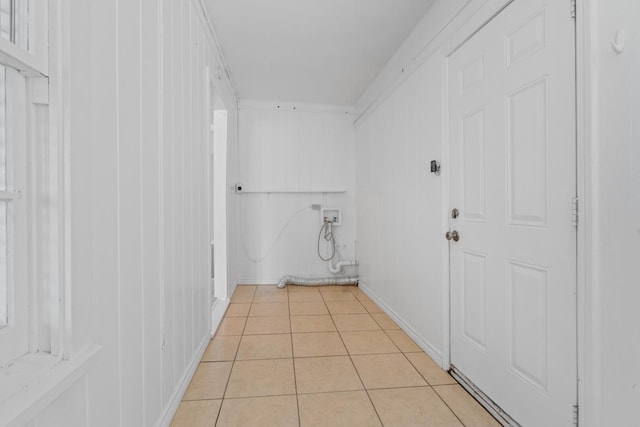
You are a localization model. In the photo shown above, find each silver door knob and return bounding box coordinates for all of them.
[445,230,460,242]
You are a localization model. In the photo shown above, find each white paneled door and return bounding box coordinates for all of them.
[448,0,576,425]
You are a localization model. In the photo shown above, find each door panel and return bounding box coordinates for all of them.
[507,78,549,226]
[462,250,487,349]
[462,109,487,221]
[507,260,549,392]
[448,0,576,425]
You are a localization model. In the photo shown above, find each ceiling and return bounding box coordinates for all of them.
[205,0,436,106]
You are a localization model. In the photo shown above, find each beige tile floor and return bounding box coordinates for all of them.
[171,285,500,427]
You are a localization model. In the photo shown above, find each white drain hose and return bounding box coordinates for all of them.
[329,260,359,274]
[317,220,358,275]
[277,275,359,289]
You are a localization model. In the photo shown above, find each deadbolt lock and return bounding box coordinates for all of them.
[445,230,460,242]
[451,208,459,219]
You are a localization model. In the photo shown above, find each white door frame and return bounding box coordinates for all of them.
[206,67,230,334]
[211,107,228,302]
[439,0,596,425]
[575,1,599,426]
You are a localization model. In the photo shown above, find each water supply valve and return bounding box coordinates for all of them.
[321,208,341,226]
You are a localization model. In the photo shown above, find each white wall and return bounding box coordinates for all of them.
[353,0,476,363]
[87,1,222,424]
[587,0,640,424]
[11,0,238,426]
[232,103,357,284]
[355,55,444,359]
[355,0,469,119]
[355,0,640,425]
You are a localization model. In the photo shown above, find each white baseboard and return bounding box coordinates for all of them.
[357,282,444,366]
[157,297,231,427]
[211,299,230,336]
[156,333,215,427]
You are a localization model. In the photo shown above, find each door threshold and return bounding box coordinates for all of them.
[449,365,521,427]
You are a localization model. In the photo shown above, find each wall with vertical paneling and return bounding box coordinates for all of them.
[87,0,219,423]
[12,0,237,426]
[231,103,357,284]
[352,0,496,364]
[355,55,445,360]
[587,0,640,424]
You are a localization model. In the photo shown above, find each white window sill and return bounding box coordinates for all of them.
[0,345,101,427]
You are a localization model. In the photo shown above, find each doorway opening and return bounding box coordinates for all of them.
[208,74,229,333]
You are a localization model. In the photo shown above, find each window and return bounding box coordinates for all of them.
[0,66,9,330]
[0,0,53,367]
[0,65,28,364]
[0,0,28,50]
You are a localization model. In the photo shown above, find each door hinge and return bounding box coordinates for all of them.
[571,197,579,227]
[570,0,576,18]
[573,403,579,426]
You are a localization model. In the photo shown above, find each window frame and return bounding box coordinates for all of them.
[0,0,58,368]
[0,2,97,423]
[27,75,60,357]
[0,66,30,365]
[0,0,48,77]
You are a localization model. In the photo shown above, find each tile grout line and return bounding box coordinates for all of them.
[363,295,468,426]
[214,286,255,426]
[348,325,400,426]
[430,384,469,427]
[218,285,497,427]
[344,286,459,426]
[430,384,501,427]
[286,289,303,427]
[353,290,456,427]
[325,291,386,427]
[377,324,442,395]
[401,351,434,385]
